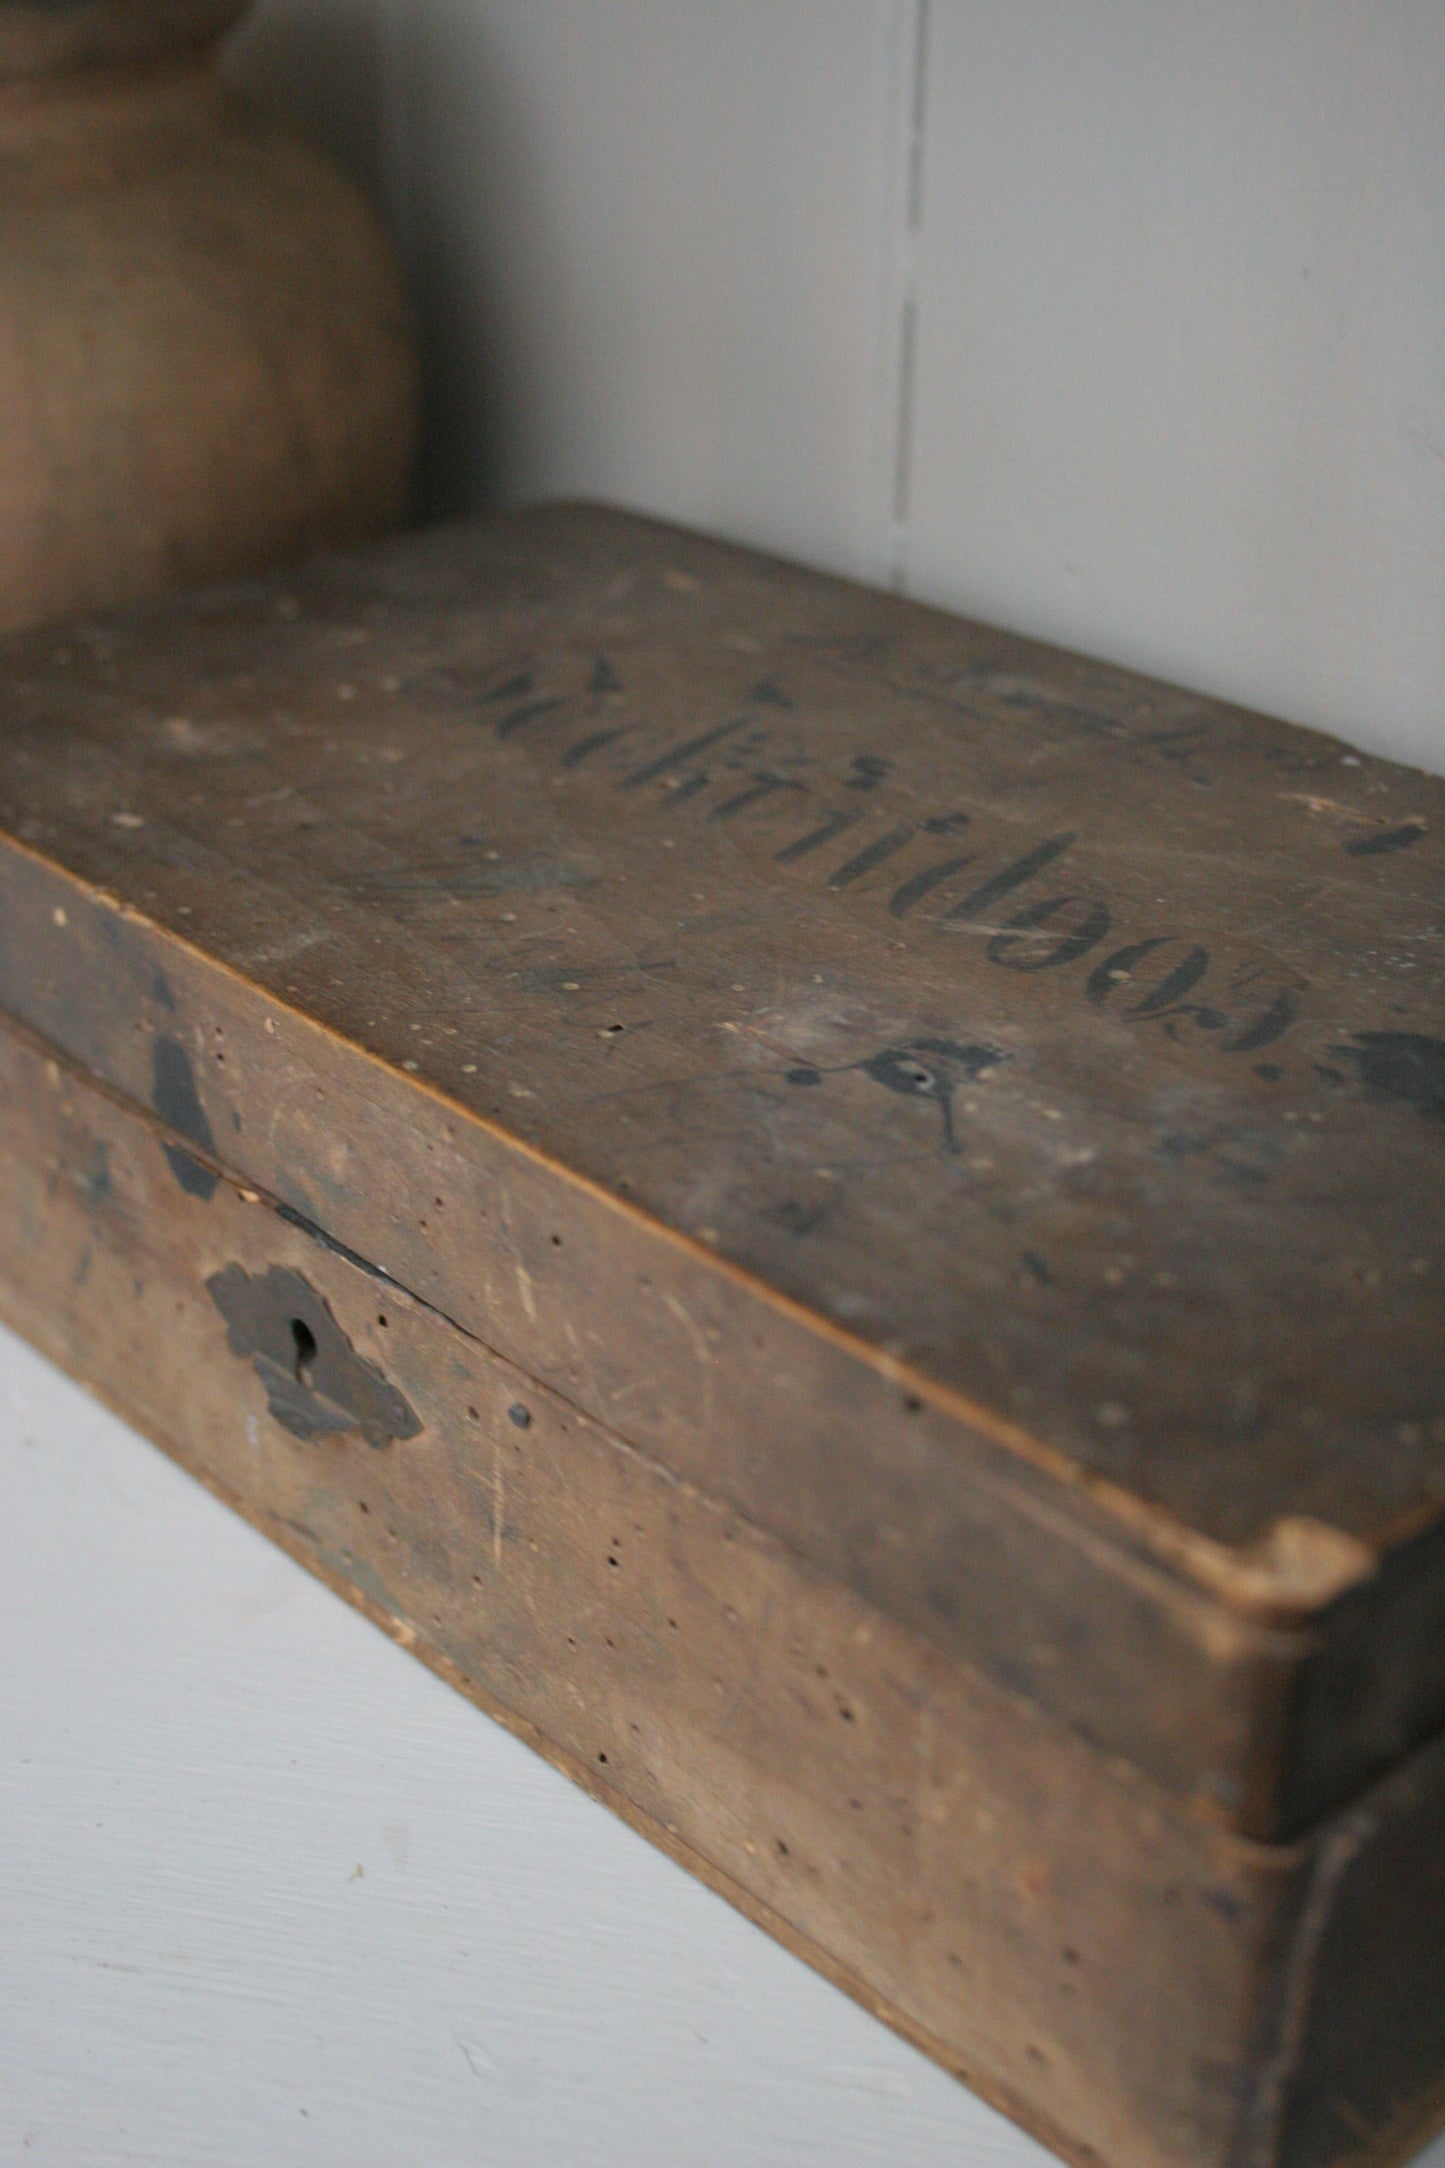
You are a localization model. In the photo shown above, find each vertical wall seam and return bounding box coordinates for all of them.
[862,0,928,591]
[890,0,929,589]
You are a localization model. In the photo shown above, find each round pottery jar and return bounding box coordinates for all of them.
[0,0,416,633]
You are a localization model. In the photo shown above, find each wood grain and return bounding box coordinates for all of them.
[0,507,1440,1838]
[0,1010,1441,2168]
[0,507,1441,2168]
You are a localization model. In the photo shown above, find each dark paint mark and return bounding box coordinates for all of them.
[163,1145,218,1199]
[621,718,747,790]
[1021,1250,1053,1285]
[889,852,976,918]
[751,678,792,708]
[152,1036,218,1199]
[484,672,532,704]
[775,1198,830,1236]
[508,1402,532,1429]
[710,772,805,822]
[1143,721,1211,754]
[784,1039,1006,1153]
[939,834,1076,929]
[775,811,860,863]
[1331,1034,1445,1121]
[496,696,565,739]
[1158,1132,1211,1159]
[74,1139,111,1209]
[563,728,625,769]
[1344,822,1427,857]
[151,970,175,1011]
[1086,937,1174,1005]
[1129,946,1210,1017]
[828,825,916,889]
[153,1035,215,1150]
[207,1264,420,1449]
[857,1039,1006,1154]
[1225,988,1298,1053]
[987,896,1111,971]
[845,754,892,792]
[590,656,621,695]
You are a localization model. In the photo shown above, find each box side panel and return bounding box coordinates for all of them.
[1284,1532,1445,1834]
[0,1010,1315,2168]
[1271,1734,1445,2168]
[0,834,1325,1837]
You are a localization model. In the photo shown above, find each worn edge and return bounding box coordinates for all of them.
[0,825,1385,1627]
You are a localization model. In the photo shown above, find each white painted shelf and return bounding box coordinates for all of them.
[0,1322,1054,2168]
[3,1331,1444,2167]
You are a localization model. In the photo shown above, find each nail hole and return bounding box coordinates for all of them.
[290,1317,317,1384]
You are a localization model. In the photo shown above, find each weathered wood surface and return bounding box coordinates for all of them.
[0,1008,1441,2168]
[0,507,1441,1841]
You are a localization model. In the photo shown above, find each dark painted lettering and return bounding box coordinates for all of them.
[987,896,1111,971]
[622,717,747,790]
[1086,937,1174,1005]
[828,826,916,889]
[710,773,806,823]
[939,833,1077,929]
[1129,947,1210,1016]
[1224,989,1298,1053]
[889,852,976,918]
[776,811,861,863]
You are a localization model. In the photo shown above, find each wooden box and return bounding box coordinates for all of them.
[0,506,1441,2168]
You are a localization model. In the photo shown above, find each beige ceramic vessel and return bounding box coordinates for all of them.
[0,0,416,632]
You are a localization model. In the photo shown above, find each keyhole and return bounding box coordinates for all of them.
[291,1316,317,1386]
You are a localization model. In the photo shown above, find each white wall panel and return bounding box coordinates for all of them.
[230,2,1445,770]
[905,2,1445,767]
[393,0,899,571]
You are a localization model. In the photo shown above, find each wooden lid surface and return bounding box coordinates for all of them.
[0,505,1442,1826]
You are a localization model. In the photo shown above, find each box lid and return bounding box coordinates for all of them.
[1,504,1441,1839]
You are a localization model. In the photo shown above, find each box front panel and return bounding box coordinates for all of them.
[0,1008,1321,2168]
